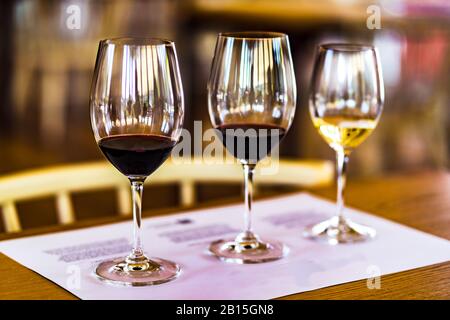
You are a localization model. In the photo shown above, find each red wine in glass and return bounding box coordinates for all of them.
[215,124,286,164]
[98,134,177,178]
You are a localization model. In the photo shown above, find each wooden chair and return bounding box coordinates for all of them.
[0,158,333,233]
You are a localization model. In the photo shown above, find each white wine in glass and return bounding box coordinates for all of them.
[305,44,384,244]
[313,116,377,151]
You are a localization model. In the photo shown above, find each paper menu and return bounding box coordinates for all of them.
[0,192,449,300]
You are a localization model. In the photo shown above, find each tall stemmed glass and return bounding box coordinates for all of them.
[305,43,384,244]
[90,38,184,285]
[208,32,297,263]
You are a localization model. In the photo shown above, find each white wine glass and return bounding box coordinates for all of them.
[305,43,384,244]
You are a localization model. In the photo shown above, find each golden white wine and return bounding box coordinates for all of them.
[313,116,377,152]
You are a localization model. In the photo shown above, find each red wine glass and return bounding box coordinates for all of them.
[207,32,297,263]
[90,38,184,285]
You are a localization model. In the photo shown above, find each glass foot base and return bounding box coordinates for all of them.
[209,232,288,264]
[95,256,180,286]
[304,216,376,245]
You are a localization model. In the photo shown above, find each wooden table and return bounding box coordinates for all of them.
[0,172,449,300]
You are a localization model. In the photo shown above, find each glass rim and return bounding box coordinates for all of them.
[319,43,375,52]
[218,31,287,40]
[99,37,175,47]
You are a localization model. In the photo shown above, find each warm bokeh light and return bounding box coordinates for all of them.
[0,0,448,229]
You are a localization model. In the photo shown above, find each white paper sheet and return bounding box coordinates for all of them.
[0,192,449,300]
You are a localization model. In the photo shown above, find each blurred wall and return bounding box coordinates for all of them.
[0,0,449,176]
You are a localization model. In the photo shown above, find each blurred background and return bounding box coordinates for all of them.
[0,0,449,230]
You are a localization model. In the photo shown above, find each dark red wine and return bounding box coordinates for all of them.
[98,134,176,178]
[215,124,286,164]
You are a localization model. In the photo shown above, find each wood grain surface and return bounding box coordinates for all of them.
[0,171,449,300]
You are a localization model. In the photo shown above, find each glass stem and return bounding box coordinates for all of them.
[336,150,349,223]
[243,164,255,237]
[129,179,145,262]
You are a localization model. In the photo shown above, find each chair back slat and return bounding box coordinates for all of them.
[2,202,21,233]
[55,191,75,225]
[180,181,195,207]
[116,186,132,216]
[0,159,334,233]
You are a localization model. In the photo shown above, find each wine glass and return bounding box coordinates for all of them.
[90,38,184,285]
[207,32,297,263]
[305,43,384,244]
